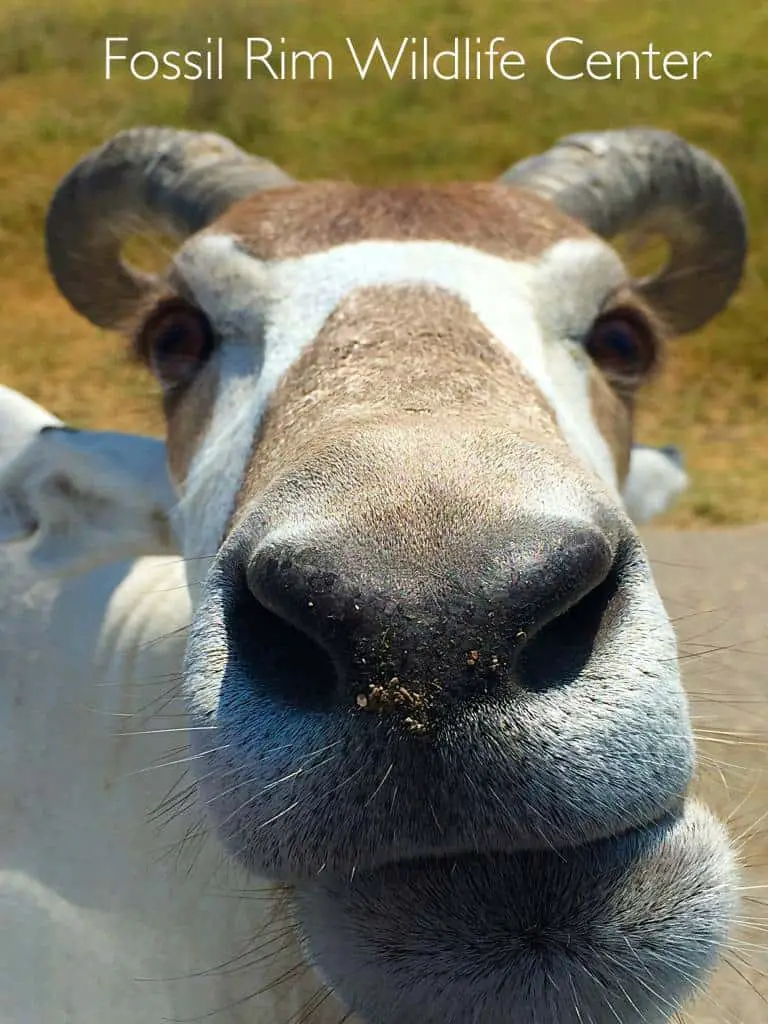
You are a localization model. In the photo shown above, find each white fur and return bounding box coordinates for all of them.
[0,548,335,1023]
[624,446,688,524]
[0,384,62,443]
[174,236,626,571]
[0,417,176,574]
[0,386,344,1024]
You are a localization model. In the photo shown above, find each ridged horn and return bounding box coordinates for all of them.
[46,127,293,329]
[501,129,747,334]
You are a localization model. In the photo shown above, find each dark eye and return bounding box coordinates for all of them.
[584,309,657,383]
[140,302,214,391]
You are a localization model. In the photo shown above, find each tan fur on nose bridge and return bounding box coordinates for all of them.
[234,285,562,515]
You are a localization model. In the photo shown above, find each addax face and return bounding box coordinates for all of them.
[45,128,747,1023]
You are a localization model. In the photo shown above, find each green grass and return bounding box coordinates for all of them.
[1,0,766,525]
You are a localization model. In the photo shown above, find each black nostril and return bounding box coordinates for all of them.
[507,525,614,639]
[225,571,339,711]
[514,539,627,692]
[226,519,621,710]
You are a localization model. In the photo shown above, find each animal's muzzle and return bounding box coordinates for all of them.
[184,440,693,880]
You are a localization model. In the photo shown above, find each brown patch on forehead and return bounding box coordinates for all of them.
[237,284,562,508]
[210,181,590,262]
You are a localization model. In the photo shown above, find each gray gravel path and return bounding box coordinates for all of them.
[643,526,768,1022]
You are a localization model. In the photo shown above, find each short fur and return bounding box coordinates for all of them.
[14,156,746,1023]
[126,182,735,1020]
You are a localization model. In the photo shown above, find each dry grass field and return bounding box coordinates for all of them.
[0,0,766,526]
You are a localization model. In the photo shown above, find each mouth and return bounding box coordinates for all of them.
[294,801,737,1024]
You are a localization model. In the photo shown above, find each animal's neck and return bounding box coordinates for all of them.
[1,552,339,1022]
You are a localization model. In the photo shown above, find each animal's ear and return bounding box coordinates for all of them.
[0,386,177,575]
[623,444,688,525]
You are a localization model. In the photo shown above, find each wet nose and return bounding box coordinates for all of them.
[228,516,616,711]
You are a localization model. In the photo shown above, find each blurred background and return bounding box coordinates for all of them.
[0,0,765,526]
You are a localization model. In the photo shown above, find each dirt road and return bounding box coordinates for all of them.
[643,526,767,1022]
